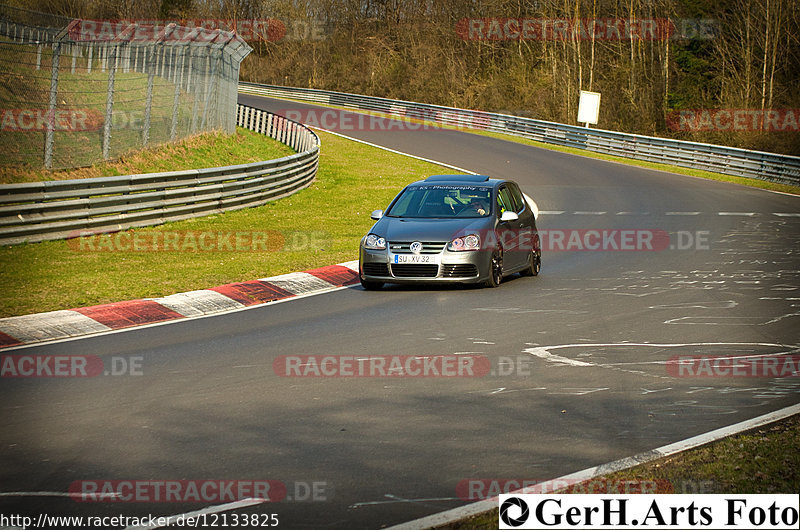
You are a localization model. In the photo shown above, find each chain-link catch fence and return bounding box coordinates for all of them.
[0,4,252,170]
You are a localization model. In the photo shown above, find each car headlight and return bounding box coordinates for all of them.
[448,234,480,251]
[364,234,386,250]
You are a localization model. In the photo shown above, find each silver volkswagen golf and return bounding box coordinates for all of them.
[359,175,541,289]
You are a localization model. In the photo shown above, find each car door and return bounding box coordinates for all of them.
[496,185,526,270]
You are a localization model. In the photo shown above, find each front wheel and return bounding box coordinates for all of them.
[484,249,503,288]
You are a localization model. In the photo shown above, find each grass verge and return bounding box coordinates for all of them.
[0,129,449,317]
[436,413,800,529]
[0,127,295,183]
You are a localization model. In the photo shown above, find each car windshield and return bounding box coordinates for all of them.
[385,185,492,218]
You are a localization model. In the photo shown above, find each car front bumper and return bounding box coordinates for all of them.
[359,246,492,284]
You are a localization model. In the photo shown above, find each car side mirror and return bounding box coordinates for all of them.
[370,209,384,220]
[499,211,519,222]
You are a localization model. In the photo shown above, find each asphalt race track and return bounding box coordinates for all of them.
[0,94,798,528]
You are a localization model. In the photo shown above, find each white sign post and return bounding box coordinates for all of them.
[577,90,601,128]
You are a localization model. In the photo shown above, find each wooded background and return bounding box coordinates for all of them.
[20,0,800,155]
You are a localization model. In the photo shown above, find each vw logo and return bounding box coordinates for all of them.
[409,241,423,254]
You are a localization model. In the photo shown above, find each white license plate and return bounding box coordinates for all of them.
[392,254,439,264]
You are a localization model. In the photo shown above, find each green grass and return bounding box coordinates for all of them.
[0,130,448,316]
[1,127,294,183]
[437,414,800,529]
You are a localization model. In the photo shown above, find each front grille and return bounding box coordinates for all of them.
[391,264,439,278]
[441,264,478,278]
[363,263,389,276]
[388,241,447,254]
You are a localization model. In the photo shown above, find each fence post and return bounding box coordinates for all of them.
[190,50,201,133]
[102,44,118,160]
[186,48,193,93]
[43,41,61,169]
[200,52,220,130]
[142,47,156,147]
[170,47,184,140]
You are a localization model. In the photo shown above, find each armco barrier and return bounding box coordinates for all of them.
[238,82,800,186]
[0,104,319,245]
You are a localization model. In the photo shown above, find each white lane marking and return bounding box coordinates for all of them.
[0,491,121,506]
[539,210,565,215]
[0,491,118,499]
[718,212,757,216]
[125,498,268,529]
[386,403,800,529]
[310,127,476,174]
[351,495,459,508]
[684,387,715,394]
[473,307,588,314]
[574,211,606,215]
[649,300,737,309]
[524,342,797,369]
[774,213,800,217]
[524,346,594,366]
[467,387,546,395]
[666,211,701,215]
[548,387,609,395]
[640,387,673,394]
[764,312,800,324]
[613,289,671,298]
[760,297,800,300]
[664,316,771,325]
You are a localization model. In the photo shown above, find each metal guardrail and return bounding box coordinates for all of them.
[0,104,319,245]
[239,82,800,187]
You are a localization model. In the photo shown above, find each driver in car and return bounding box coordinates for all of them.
[469,198,488,216]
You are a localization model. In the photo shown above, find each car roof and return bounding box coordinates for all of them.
[409,174,504,187]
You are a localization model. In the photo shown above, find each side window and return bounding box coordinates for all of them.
[508,183,526,213]
[497,187,514,216]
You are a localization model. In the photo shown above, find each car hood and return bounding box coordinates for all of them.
[372,217,492,242]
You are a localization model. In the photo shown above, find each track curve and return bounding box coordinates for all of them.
[0,94,797,529]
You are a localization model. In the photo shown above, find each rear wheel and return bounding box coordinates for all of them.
[484,249,503,288]
[520,235,541,277]
[520,250,541,277]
